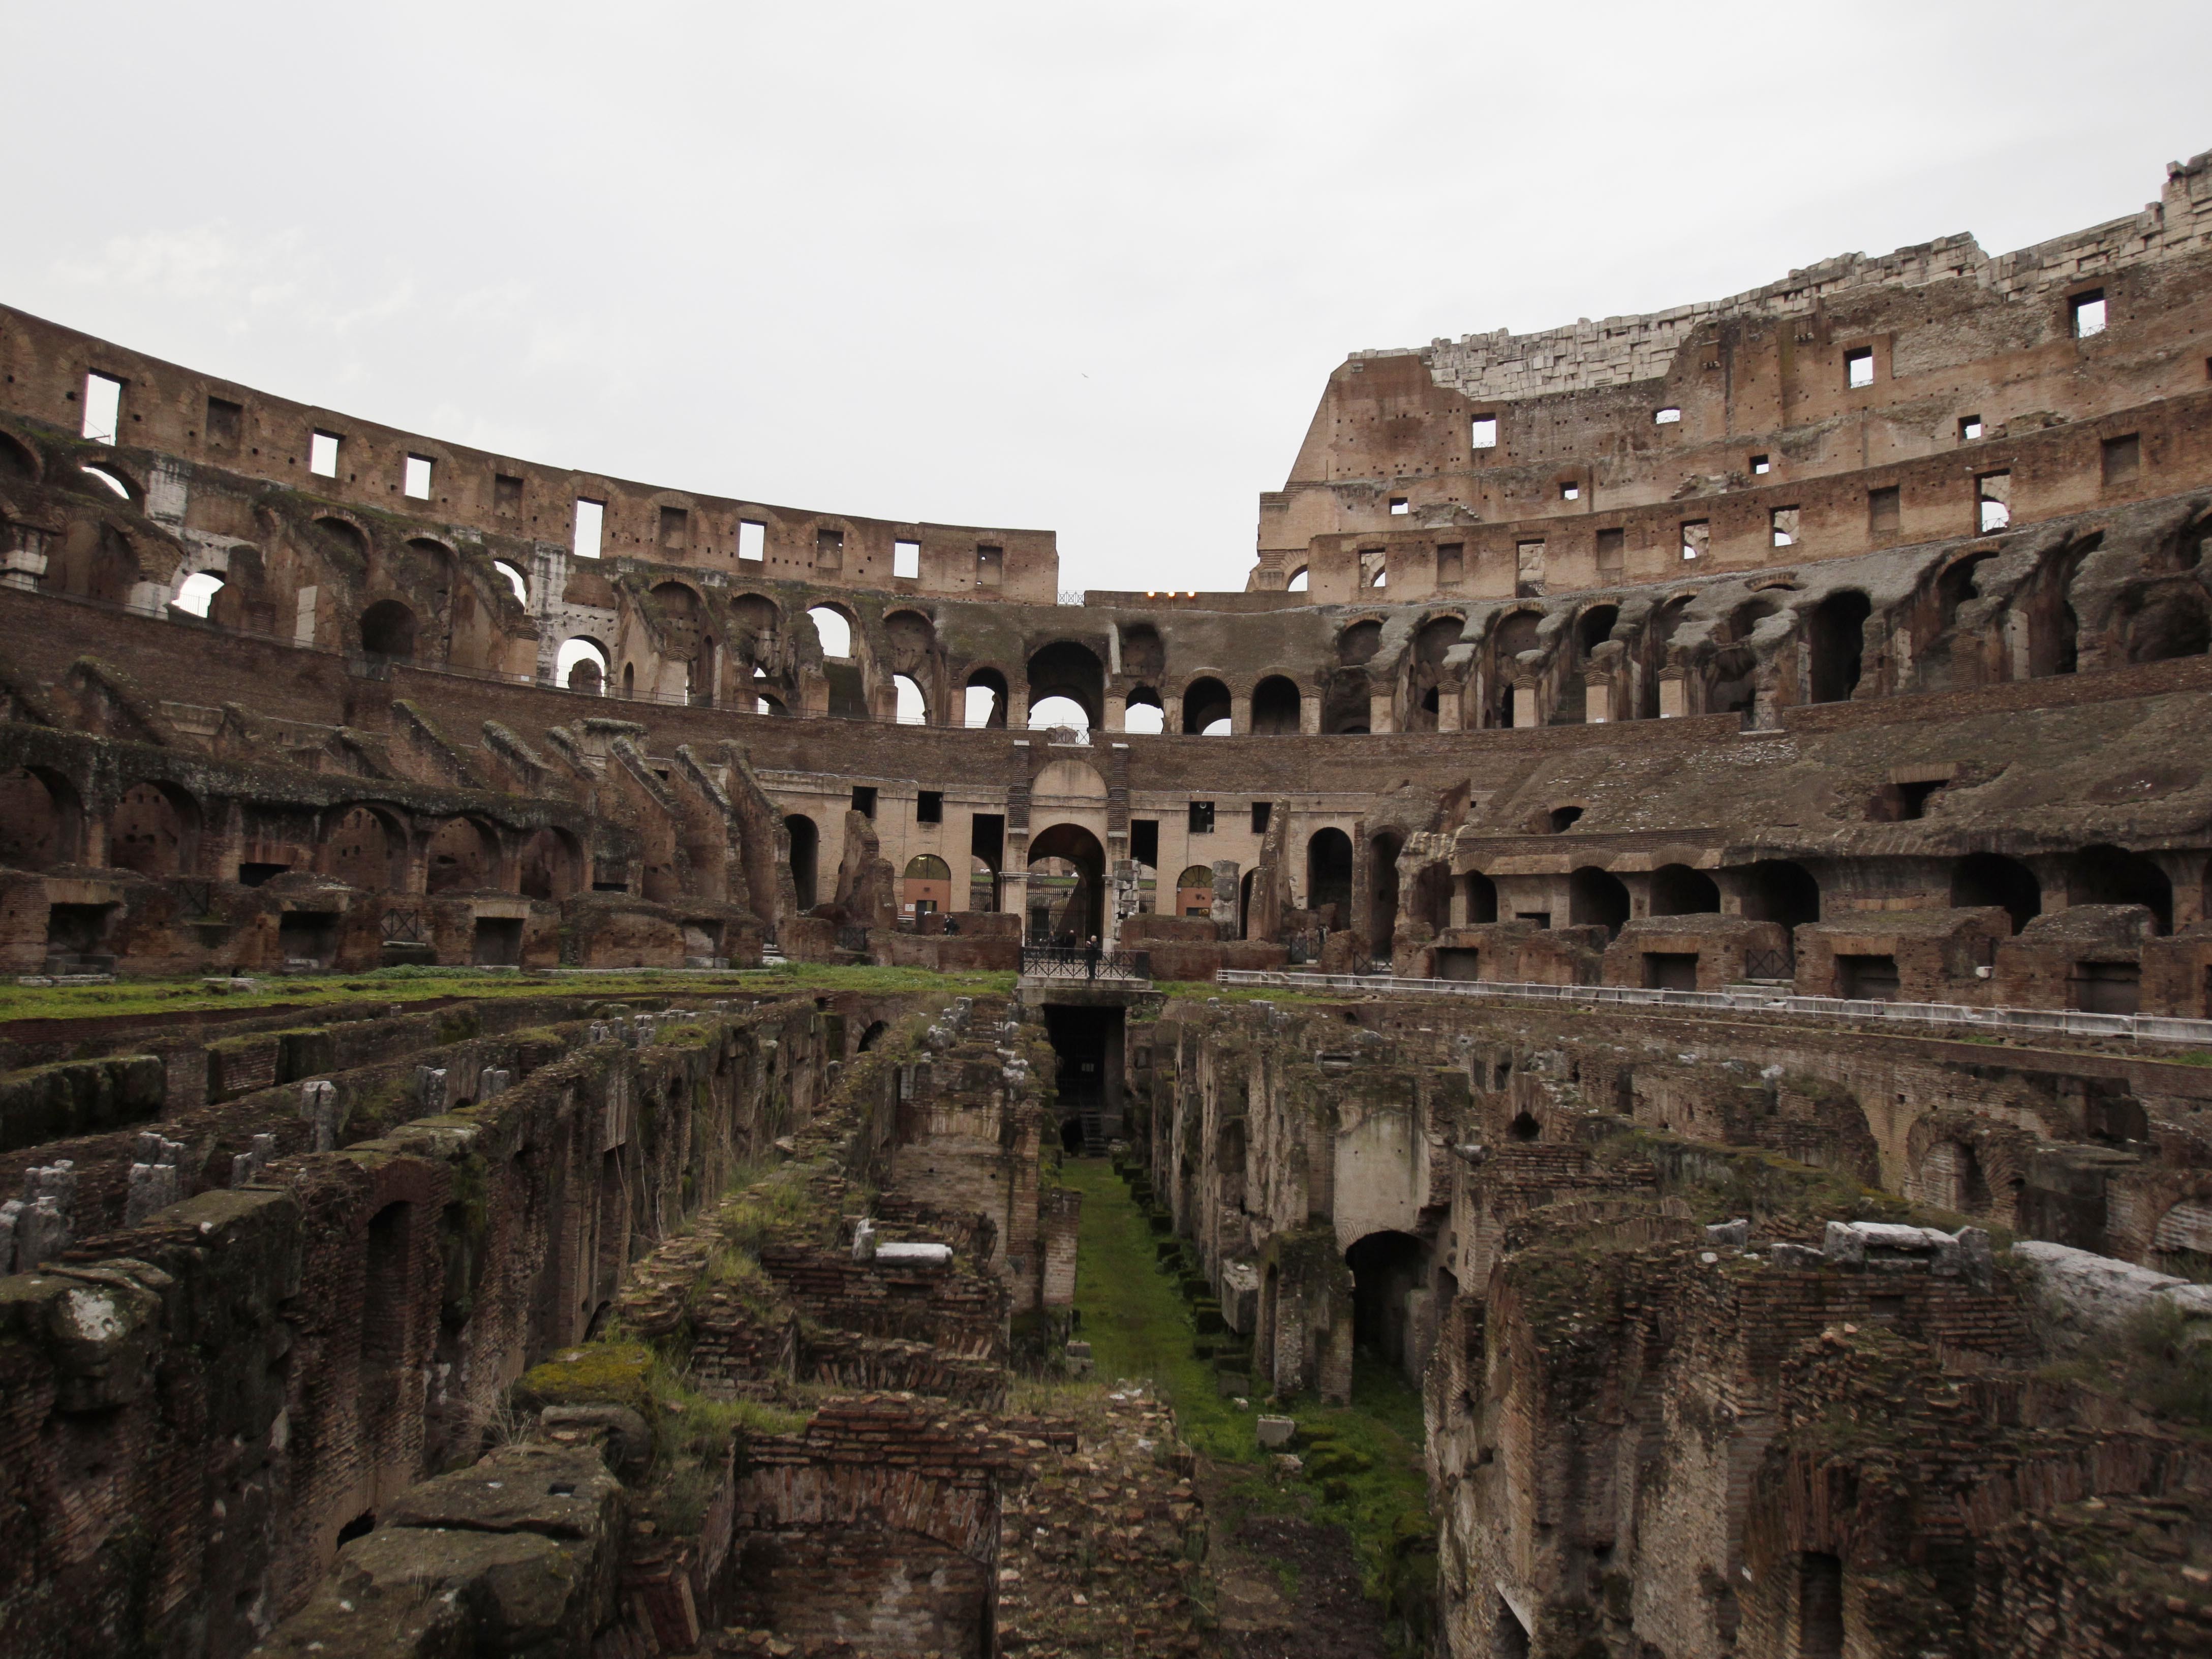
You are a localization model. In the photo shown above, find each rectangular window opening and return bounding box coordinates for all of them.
[2071,288,2107,338]
[1388,496,1410,515]
[1976,472,2011,534]
[1654,406,1682,425]
[573,497,605,559]
[1515,539,1547,598]
[916,789,943,824]
[976,544,1004,588]
[1680,519,1709,562]
[1250,802,1271,834]
[1845,347,1875,389]
[310,429,342,478]
[1436,543,1464,584]
[815,528,844,571]
[1868,485,1901,534]
[851,785,878,819]
[1750,453,1770,476]
[403,454,434,500]
[494,474,524,514]
[1770,506,1801,548]
[1130,818,1159,868]
[738,519,765,562]
[1470,415,1498,450]
[1559,481,1580,501]
[204,395,243,446]
[1959,415,1984,442]
[659,505,689,549]
[1188,801,1215,835]
[81,372,122,444]
[1359,548,1388,589]
[2101,433,2141,485]
[893,538,921,579]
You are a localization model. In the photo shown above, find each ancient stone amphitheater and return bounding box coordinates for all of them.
[4,152,2211,1659]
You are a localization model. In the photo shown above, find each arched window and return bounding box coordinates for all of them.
[1568,867,1631,938]
[1808,591,1873,703]
[783,814,820,910]
[807,606,853,658]
[492,560,528,604]
[1029,695,1090,735]
[1123,687,1164,734]
[901,853,952,916]
[893,674,927,724]
[1952,852,2040,934]
[2068,844,2173,934]
[174,571,224,618]
[558,637,608,694]
[965,668,1008,728]
[1027,641,1105,730]
[1175,865,1216,918]
[1286,566,1309,592]
[358,600,417,660]
[1251,675,1301,735]
[1306,828,1352,926]
[1181,677,1233,735]
[1649,864,1721,915]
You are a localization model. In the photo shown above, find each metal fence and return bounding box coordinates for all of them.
[1020,945,1150,981]
[1212,969,2212,1048]
[1741,947,1793,981]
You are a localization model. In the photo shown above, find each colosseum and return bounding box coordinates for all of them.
[3,149,2211,1659]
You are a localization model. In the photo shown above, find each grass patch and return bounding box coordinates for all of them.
[1060,1157,1435,1652]
[0,961,1015,1027]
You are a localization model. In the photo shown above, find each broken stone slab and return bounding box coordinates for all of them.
[417,1065,448,1112]
[383,1443,623,1542]
[125,1161,180,1226]
[872,1241,953,1269]
[1769,1242,1824,1269]
[298,1080,340,1152]
[849,1217,877,1262]
[1705,1218,1750,1247]
[2013,1239,2212,1357]
[539,1405,653,1478]
[252,1525,595,1659]
[1255,1415,1297,1449]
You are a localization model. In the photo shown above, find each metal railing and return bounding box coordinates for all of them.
[836,925,872,954]
[1020,945,1150,981]
[1212,969,2212,1048]
[1741,947,1794,981]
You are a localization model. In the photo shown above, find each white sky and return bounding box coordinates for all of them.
[7,1,2207,595]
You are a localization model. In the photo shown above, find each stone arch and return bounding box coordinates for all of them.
[1740,858,1821,931]
[312,515,371,564]
[2151,1195,2212,1281]
[1489,608,1544,726]
[358,599,418,660]
[1180,674,1233,735]
[423,817,500,896]
[2025,535,2099,678]
[1952,852,2040,934]
[1461,868,1499,924]
[1369,832,1402,958]
[1650,863,1721,916]
[558,636,609,694]
[1251,674,1302,735]
[1937,549,1999,629]
[1027,641,1105,729]
[2068,843,2172,934]
[0,766,83,869]
[108,780,200,877]
[2120,586,2211,664]
[784,814,820,911]
[805,603,855,659]
[1336,619,1384,665]
[1029,821,1108,940]
[0,427,39,480]
[1569,866,1630,938]
[49,519,141,602]
[964,666,1010,728]
[1306,828,1353,927]
[1807,590,1872,703]
[323,804,406,892]
[1343,1229,1425,1377]
[518,827,581,901]
[1175,865,1216,917]
[902,853,951,916]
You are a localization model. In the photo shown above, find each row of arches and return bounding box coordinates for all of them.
[0,766,583,898]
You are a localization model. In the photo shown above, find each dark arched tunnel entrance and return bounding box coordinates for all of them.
[1345,1228,1426,1379]
[1041,1001,1125,1155]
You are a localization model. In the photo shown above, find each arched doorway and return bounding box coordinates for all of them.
[783,814,820,911]
[1344,1230,1426,1378]
[359,599,418,661]
[3,767,85,870]
[1568,867,1631,938]
[1808,591,1872,702]
[1180,676,1233,735]
[1306,828,1353,928]
[108,782,200,877]
[1649,864,1721,916]
[325,804,402,891]
[1251,675,1301,734]
[1029,822,1108,941]
[902,853,951,919]
[1027,641,1104,731]
[1460,869,1498,924]
[518,828,579,901]
[2068,844,2173,934]
[424,818,498,895]
[1175,865,1216,919]
[1369,833,1402,960]
[1952,852,2040,934]
[1740,859,1820,932]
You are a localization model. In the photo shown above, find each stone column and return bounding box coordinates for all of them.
[1657,668,1688,719]
[1230,693,1252,735]
[1368,691,1396,734]
[1102,692,1126,732]
[1211,861,1241,933]
[1583,671,1613,723]
[1436,679,1464,733]
[1300,694,1321,735]
[1513,677,1541,728]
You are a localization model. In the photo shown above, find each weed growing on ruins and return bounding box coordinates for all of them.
[1060,1156,1436,1652]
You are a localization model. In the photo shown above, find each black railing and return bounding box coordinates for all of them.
[175,880,216,919]
[1742,947,1794,981]
[381,908,425,943]
[1020,945,1149,981]
[1285,929,1326,965]
[836,925,872,954]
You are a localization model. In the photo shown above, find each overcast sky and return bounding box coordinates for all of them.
[6,1,2207,595]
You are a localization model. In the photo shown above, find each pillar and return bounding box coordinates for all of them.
[1230,693,1252,735]
[1583,671,1613,723]
[1436,681,1464,733]
[1368,691,1396,734]
[1103,692,1126,732]
[1657,669,1687,719]
[1513,677,1540,729]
